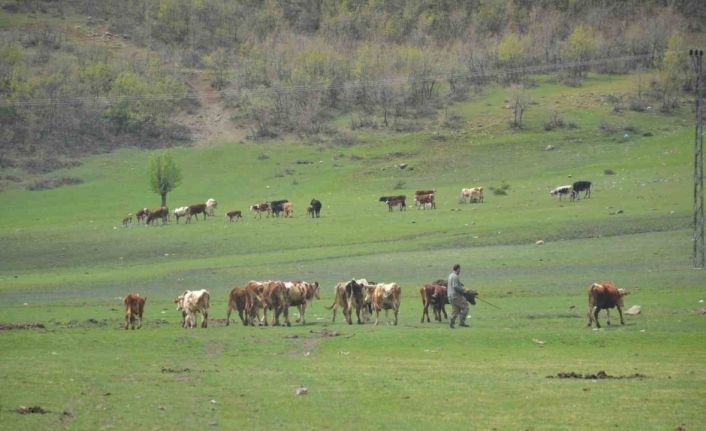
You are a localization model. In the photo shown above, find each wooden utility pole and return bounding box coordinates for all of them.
[690,49,704,269]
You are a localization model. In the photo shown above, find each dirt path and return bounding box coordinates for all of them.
[180,73,249,146]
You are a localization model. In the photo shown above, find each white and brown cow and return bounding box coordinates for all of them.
[285,280,320,324]
[260,280,290,326]
[460,187,484,203]
[327,279,366,324]
[369,282,401,325]
[175,289,210,328]
[550,185,573,201]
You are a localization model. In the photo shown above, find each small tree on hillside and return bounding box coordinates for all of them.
[149,152,182,207]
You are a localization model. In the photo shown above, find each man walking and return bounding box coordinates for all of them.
[448,264,469,328]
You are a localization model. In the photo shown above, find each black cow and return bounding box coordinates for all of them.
[309,199,322,218]
[379,195,406,212]
[270,199,289,217]
[571,181,592,201]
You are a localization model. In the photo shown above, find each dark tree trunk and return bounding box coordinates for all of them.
[161,193,167,207]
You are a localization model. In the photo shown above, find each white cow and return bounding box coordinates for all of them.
[173,206,189,223]
[206,198,218,216]
[175,289,210,328]
[460,187,484,203]
[550,185,573,201]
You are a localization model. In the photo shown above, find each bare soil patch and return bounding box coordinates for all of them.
[0,322,45,330]
[547,370,647,380]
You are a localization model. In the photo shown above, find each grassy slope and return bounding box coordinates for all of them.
[1,73,705,430]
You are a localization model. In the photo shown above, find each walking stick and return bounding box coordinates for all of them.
[477,296,501,309]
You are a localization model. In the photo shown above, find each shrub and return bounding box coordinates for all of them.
[393,180,405,190]
[604,169,616,175]
[26,177,83,191]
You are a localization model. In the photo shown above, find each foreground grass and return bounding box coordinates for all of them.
[1,72,705,430]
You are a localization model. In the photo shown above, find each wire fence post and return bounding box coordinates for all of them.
[690,48,704,269]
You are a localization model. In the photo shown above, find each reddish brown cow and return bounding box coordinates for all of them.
[185,203,208,223]
[250,203,270,219]
[226,284,260,326]
[260,280,290,326]
[226,210,243,222]
[420,283,449,323]
[123,293,146,330]
[135,208,149,223]
[587,281,629,328]
[416,193,436,209]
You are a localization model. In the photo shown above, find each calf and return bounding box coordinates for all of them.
[135,208,149,223]
[283,202,294,217]
[550,185,573,201]
[175,289,210,328]
[226,210,243,222]
[226,284,260,326]
[123,293,146,330]
[379,195,407,212]
[250,202,270,219]
[122,214,133,227]
[587,281,629,328]
[571,181,592,201]
[420,283,449,323]
[370,283,401,325]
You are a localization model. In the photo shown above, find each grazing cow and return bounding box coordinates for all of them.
[414,190,435,207]
[250,202,270,219]
[370,283,401,325]
[420,283,449,323]
[122,214,133,227]
[185,203,208,223]
[416,193,436,209]
[285,281,320,324]
[586,281,629,328]
[226,210,243,222]
[326,279,365,324]
[173,206,189,224]
[283,202,294,217]
[174,289,210,328]
[379,195,407,212]
[260,280,290,326]
[135,208,149,223]
[571,181,592,201]
[146,207,169,225]
[123,293,146,330]
[226,284,260,326]
[460,187,484,203]
[309,199,322,218]
[550,185,573,201]
[206,198,218,216]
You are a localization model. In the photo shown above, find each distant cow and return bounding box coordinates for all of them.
[175,289,210,328]
[206,198,218,216]
[571,181,592,201]
[283,202,294,217]
[309,199,322,218]
[145,207,169,225]
[550,185,572,201]
[250,202,270,219]
[327,279,365,324]
[285,281,320,324]
[416,193,436,209]
[135,208,149,223]
[460,187,484,203]
[122,214,133,227]
[226,210,243,222]
[587,281,629,328]
[379,195,407,212]
[123,293,146,330]
[185,203,208,223]
[260,280,290,326]
[370,283,401,325]
[173,206,189,223]
[414,190,435,207]
[270,200,289,218]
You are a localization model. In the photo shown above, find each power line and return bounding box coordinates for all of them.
[0,53,657,109]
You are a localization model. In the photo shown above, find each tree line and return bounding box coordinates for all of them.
[0,0,702,172]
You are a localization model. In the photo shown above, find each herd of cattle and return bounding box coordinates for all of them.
[122,278,628,330]
[120,180,591,225]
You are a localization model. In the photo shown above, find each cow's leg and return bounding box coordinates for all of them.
[374,308,380,326]
[606,309,611,326]
[226,302,234,326]
[283,304,291,327]
[125,311,130,330]
[137,313,143,329]
[617,305,625,325]
[393,306,399,326]
[202,309,208,328]
[593,306,602,329]
[421,302,429,323]
[331,305,337,323]
[299,304,305,325]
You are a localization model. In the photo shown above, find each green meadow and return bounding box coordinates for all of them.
[1,74,705,430]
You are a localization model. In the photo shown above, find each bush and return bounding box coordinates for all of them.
[599,120,619,134]
[604,169,616,175]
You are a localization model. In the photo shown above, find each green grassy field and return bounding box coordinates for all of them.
[1,73,705,430]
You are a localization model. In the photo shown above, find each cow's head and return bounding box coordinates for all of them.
[464,289,478,305]
[312,282,320,300]
[174,291,187,310]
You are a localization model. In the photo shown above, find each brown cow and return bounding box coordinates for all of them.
[135,208,149,223]
[122,214,133,227]
[420,283,449,323]
[250,202,270,219]
[123,293,146,330]
[185,203,208,223]
[370,283,401,325]
[587,281,629,328]
[260,280,290,326]
[326,279,365,324]
[145,206,169,225]
[226,284,261,326]
[285,281,320,324]
[416,193,436,209]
